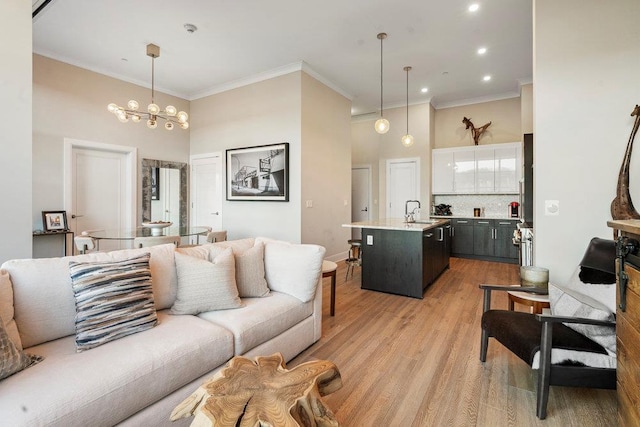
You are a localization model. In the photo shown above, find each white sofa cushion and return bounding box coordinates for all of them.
[198,291,313,355]
[69,254,158,352]
[0,269,22,349]
[170,249,242,315]
[2,244,177,348]
[256,238,325,302]
[0,311,234,427]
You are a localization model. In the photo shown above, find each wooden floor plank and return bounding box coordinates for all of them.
[293,257,617,426]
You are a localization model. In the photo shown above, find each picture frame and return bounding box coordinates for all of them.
[226,143,289,201]
[42,211,68,232]
[151,167,160,200]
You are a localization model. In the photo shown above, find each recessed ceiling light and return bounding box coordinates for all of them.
[468,4,480,12]
[477,47,487,55]
[421,88,428,93]
[483,75,492,81]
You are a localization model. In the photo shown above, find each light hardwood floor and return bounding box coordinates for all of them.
[290,257,617,426]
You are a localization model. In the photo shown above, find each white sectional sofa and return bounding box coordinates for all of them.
[0,237,325,426]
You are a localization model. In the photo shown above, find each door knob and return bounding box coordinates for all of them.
[211,212,220,215]
[361,207,368,212]
[71,214,83,219]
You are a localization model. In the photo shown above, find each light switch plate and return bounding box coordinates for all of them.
[366,235,373,245]
[544,200,559,216]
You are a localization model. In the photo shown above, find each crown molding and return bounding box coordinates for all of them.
[432,91,520,110]
[192,61,353,101]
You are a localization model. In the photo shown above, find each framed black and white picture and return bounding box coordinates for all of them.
[42,211,68,232]
[226,143,289,201]
[151,167,160,200]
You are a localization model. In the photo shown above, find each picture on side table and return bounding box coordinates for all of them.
[226,143,289,201]
[42,211,68,232]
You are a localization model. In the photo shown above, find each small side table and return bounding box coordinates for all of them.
[32,230,74,256]
[507,289,550,314]
[322,260,338,316]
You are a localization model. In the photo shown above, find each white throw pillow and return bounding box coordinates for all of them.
[257,238,325,303]
[548,275,616,355]
[170,249,242,315]
[210,242,270,298]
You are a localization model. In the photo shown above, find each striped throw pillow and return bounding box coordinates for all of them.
[69,254,157,352]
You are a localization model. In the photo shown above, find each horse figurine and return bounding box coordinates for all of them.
[462,117,491,145]
[611,105,640,220]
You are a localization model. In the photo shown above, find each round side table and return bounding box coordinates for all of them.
[507,289,550,314]
[322,260,338,317]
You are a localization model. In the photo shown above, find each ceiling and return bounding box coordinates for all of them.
[32,0,532,116]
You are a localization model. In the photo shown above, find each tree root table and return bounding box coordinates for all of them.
[171,353,342,427]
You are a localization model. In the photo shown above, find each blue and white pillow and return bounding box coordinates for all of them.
[69,253,157,352]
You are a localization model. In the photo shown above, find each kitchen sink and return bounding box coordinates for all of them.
[411,220,439,224]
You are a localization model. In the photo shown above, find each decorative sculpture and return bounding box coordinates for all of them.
[463,117,492,145]
[611,105,640,220]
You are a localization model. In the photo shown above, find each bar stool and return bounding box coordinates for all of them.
[345,239,362,280]
[321,260,338,316]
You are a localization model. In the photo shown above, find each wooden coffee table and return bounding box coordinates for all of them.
[171,353,342,427]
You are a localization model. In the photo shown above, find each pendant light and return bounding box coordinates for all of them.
[401,66,414,147]
[374,33,390,134]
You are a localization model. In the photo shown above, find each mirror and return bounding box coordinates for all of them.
[141,159,187,229]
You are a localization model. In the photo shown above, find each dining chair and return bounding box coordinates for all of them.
[74,236,96,254]
[206,230,228,243]
[133,235,181,248]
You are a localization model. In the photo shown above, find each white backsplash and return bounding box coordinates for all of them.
[433,194,520,218]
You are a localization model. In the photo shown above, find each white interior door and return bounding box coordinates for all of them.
[65,139,136,252]
[386,158,420,219]
[351,166,371,240]
[190,153,223,244]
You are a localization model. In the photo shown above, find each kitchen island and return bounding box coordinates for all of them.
[343,218,451,299]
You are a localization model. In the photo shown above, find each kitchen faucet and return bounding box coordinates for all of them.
[404,200,421,222]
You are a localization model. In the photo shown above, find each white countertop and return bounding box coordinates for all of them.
[431,215,522,221]
[342,218,450,232]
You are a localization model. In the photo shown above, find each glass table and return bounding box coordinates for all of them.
[86,226,209,241]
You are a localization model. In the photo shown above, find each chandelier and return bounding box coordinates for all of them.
[374,33,389,134]
[107,44,189,130]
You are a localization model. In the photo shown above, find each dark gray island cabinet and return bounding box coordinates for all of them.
[343,219,451,299]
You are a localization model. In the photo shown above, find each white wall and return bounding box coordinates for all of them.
[534,0,640,283]
[33,55,190,257]
[0,2,32,264]
[300,73,352,258]
[434,97,522,148]
[352,103,432,219]
[189,72,303,243]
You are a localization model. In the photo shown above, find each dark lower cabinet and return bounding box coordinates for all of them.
[447,217,518,263]
[451,219,474,255]
[473,220,494,256]
[495,220,519,259]
[361,225,450,299]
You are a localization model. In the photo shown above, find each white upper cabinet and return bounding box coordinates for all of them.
[432,150,454,193]
[453,150,475,193]
[475,147,496,193]
[432,142,522,194]
[494,144,521,193]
